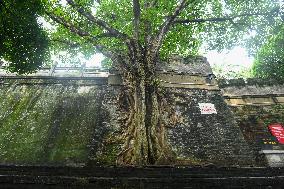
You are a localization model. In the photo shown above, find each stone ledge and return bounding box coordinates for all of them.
[0,76,108,85]
[108,74,218,90]
[218,78,284,88]
[260,150,284,154]
[0,165,284,188]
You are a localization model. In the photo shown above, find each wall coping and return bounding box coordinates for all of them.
[0,73,219,90]
[260,150,284,154]
[0,76,108,85]
[218,78,284,88]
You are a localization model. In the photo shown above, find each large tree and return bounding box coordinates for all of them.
[1,0,280,165]
[43,0,282,165]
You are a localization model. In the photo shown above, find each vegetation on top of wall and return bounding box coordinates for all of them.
[258,105,284,126]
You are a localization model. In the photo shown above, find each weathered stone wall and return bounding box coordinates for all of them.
[2,58,284,167]
[0,77,110,165]
[156,55,213,75]
[167,88,253,166]
[220,78,284,106]
[219,78,284,166]
[0,57,256,167]
[0,74,254,166]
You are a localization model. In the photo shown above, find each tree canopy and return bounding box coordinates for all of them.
[0,0,49,74]
[252,21,284,79]
[43,0,281,64]
[1,1,282,74]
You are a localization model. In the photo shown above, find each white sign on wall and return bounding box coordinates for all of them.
[198,103,217,114]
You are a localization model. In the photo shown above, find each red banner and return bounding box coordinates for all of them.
[268,123,284,144]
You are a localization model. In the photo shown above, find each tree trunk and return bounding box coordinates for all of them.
[145,84,176,164]
[117,68,177,165]
[117,79,148,165]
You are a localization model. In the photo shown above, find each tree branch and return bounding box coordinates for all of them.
[46,12,113,58]
[0,60,4,67]
[174,11,279,24]
[51,38,81,48]
[65,0,146,73]
[94,0,101,4]
[143,1,156,45]
[46,12,90,37]
[66,0,128,39]
[133,0,141,39]
[96,45,113,58]
[151,0,158,7]
[153,0,189,54]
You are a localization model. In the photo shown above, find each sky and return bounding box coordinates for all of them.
[85,53,105,67]
[84,47,254,71]
[205,47,253,69]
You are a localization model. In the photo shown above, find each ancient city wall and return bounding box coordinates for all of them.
[219,78,284,166]
[0,77,111,165]
[0,57,254,166]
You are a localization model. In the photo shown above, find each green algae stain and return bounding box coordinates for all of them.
[95,142,121,165]
[0,81,100,165]
[43,95,97,163]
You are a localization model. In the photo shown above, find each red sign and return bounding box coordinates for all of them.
[268,123,284,144]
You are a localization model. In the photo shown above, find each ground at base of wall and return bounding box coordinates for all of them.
[0,165,284,188]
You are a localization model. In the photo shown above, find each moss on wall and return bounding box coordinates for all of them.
[0,79,102,165]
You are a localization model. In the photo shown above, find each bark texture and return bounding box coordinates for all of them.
[115,58,179,165]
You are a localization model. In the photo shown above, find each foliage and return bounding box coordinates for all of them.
[246,2,284,79]
[0,0,49,74]
[201,0,281,51]
[43,1,282,61]
[212,62,253,79]
[246,1,283,55]
[252,24,284,79]
[261,105,284,127]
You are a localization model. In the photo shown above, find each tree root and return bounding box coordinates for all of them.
[116,84,181,165]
